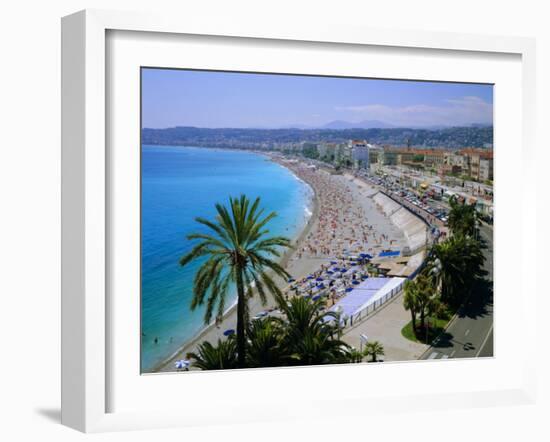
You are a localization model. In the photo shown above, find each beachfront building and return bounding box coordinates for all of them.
[349,139,370,170]
[469,153,481,180]
[437,163,462,177]
[444,151,468,173]
[378,146,399,166]
[275,142,303,153]
[337,143,352,164]
[369,146,383,174]
[316,142,352,164]
[397,149,416,165]
[479,155,494,181]
[466,152,493,181]
[423,149,446,168]
[317,142,339,160]
[457,148,494,181]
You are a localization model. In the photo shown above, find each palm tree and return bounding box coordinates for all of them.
[180,195,292,368]
[431,234,485,308]
[447,196,478,237]
[347,348,364,363]
[403,279,419,331]
[415,273,437,331]
[428,295,446,326]
[277,296,350,365]
[288,333,350,365]
[403,274,439,336]
[188,338,238,370]
[245,317,285,368]
[364,341,385,362]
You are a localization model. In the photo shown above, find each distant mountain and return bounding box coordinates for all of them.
[322,120,395,129]
[277,124,312,129]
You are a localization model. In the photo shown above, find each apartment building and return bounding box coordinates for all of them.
[349,139,369,169]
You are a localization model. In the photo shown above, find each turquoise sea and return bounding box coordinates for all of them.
[141,145,312,372]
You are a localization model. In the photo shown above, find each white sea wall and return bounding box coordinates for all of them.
[372,192,428,253]
[345,174,379,198]
[373,192,401,216]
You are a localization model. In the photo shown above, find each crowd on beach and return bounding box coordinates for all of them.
[271,161,407,312]
[284,163,401,262]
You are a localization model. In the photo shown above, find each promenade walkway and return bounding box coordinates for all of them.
[343,291,428,361]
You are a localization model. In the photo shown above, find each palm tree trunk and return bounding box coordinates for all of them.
[411,309,417,332]
[235,265,246,368]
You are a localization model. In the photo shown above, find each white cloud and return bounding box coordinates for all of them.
[335,96,493,127]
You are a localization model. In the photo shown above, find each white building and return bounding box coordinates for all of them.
[349,139,370,170]
[479,157,494,181]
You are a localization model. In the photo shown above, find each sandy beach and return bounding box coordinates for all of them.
[152,158,409,373]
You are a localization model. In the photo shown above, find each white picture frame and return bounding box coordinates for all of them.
[61,9,537,433]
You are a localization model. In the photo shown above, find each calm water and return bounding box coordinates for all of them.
[141,145,312,372]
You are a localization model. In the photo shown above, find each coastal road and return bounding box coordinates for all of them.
[421,223,494,360]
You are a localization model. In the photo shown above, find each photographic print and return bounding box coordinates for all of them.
[140,68,494,374]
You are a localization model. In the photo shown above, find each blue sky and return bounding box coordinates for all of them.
[141,68,493,129]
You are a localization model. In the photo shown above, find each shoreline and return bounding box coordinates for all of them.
[275,160,319,272]
[148,152,415,373]
[149,155,320,373]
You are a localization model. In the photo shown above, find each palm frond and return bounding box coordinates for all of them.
[186,232,230,251]
[179,242,216,267]
[193,216,233,245]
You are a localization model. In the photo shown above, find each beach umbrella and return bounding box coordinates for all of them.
[326,270,334,275]
[341,269,348,273]
[316,277,324,282]
[330,261,338,265]
[223,329,235,336]
[287,278,295,283]
[352,280,360,285]
[312,295,321,301]
[307,275,314,280]
[175,359,190,370]
[345,287,353,292]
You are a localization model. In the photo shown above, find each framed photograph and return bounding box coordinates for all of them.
[61,9,537,432]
